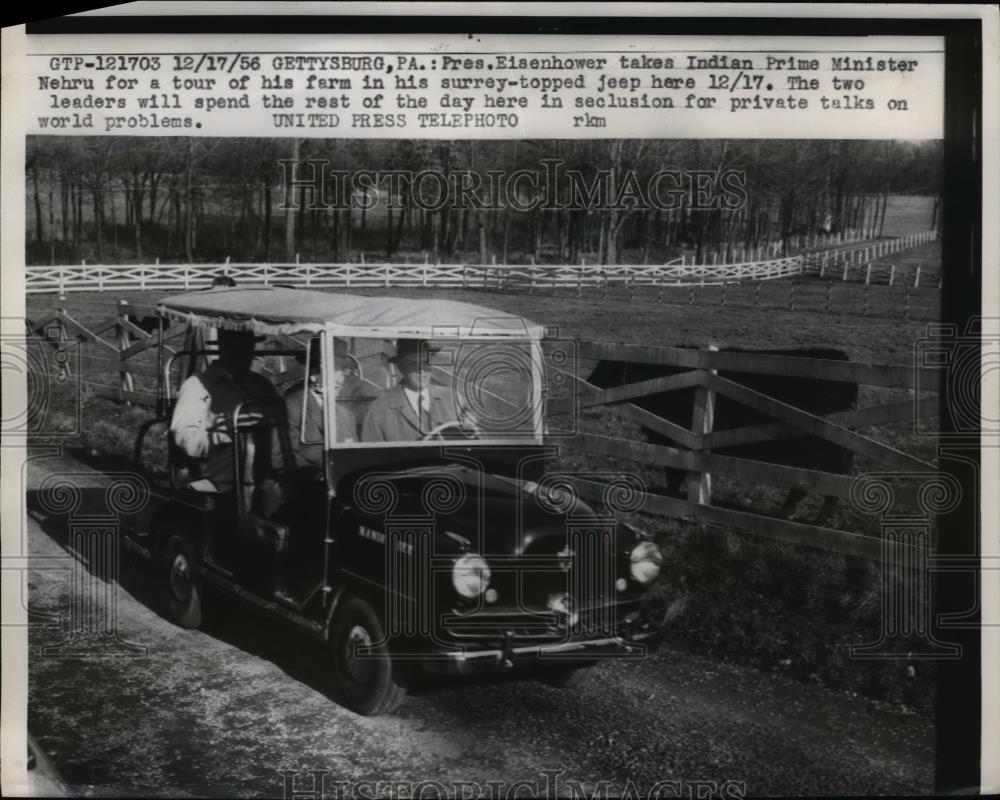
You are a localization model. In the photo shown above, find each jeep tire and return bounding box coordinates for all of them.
[163,533,204,629]
[329,594,408,716]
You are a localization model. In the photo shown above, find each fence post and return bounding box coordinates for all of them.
[904,284,910,319]
[889,264,895,286]
[687,345,718,505]
[864,283,870,317]
[842,261,849,281]
[914,266,921,288]
[755,281,761,308]
[116,300,138,403]
[865,263,872,285]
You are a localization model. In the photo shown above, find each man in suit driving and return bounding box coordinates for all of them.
[361,339,460,442]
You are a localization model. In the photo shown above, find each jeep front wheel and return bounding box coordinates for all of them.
[329,594,408,716]
[163,534,203,629]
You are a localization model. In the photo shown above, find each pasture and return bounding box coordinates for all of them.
[879,195,938,238]
[25,269,941,710]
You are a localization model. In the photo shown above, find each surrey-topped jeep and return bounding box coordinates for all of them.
[124,287,664,715]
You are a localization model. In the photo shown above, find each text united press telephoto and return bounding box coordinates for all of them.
[4,7,989,800]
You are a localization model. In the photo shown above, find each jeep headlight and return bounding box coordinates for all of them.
[630,541,663,584]
[452,554,491,598]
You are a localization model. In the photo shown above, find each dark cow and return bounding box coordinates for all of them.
[125,275,237,341]
[586,347,858,523]
[125,314,161,339]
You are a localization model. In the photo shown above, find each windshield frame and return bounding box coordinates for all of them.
[320,327,546,450]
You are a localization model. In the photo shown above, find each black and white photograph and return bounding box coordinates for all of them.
[1,5,994,798]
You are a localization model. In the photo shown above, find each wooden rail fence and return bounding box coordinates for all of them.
[25,301,313,409]
[25,254,808,294]
[25,229,938,296]
[544,340,943,560]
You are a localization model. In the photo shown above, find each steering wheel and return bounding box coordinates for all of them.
[420,419,482,441]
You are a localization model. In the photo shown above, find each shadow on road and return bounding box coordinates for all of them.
[26,483,525,717]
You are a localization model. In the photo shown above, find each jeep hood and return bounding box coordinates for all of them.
[347,463,603,556]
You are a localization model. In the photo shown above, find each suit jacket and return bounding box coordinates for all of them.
[285,380,359,467]
[361,384,456,442]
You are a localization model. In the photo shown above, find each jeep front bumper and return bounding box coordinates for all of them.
[422,627,660,675]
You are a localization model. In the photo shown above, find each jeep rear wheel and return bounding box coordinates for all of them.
[163,534,203,629]
[329,594,408,716]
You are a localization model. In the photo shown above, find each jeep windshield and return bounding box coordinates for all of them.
[330,336,543,446]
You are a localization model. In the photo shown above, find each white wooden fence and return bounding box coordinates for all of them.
[805,230,938,281]
[24,229,937,295]
[26,254,804,294]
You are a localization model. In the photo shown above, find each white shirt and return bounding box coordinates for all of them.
[402,385,430,419]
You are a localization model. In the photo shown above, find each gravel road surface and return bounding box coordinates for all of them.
[23,453,933,797]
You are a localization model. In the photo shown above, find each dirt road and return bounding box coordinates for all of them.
[23,453,933,797]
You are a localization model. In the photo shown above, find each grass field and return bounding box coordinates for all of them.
[879,195,937,238]
[26,269,943,710]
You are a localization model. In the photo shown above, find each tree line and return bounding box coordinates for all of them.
[26,137,942,266]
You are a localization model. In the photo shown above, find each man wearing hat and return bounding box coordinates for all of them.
[170,328,285,494]
[361,339,458,442]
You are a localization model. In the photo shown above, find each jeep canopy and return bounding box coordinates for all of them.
[157,287,545,339]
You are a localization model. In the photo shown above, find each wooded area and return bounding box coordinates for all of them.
[26,138,941,267]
